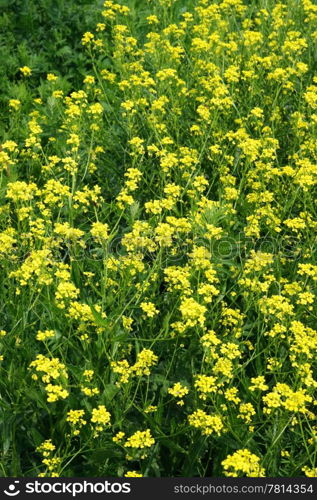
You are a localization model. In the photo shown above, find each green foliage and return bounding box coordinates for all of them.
[0,0,101,135]
[0,0,317,479]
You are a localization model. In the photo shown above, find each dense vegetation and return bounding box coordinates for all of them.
[0,0,317,478]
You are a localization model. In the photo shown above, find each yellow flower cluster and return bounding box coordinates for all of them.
[111,349,158,384]
[66,410,87,435]
[91,405,111,436]
[124,429,155,449]
[36,440,61,477]
[2,0,317,479]
[188,410,224,436]
[30,355,68,402]
[222,449,265,477]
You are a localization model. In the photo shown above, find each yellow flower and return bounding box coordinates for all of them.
[113,431,125,443]
[249,376,269,391]
[36,330,55,341]
[36,439,56,456]
[20,66,32,76]
[83,370,94,380]
[146,15,159,24]
[91,405,111,435]
[222,449,265,477]
[302,466,317,477]
[238,403,256,423]
[124,471,143,477]
[140,301,159,318]
[194,375,217,399]
[168,382,189,398]
[82,32,94,45]
[132,349,158,376]
[179,297,207,328]
[111,360,131,384]
[46,384,69,403]
[66,410,86,434]
[9,99,21,110]
[188,410,224,436]
[125,429,155,449]
[144,405,157,413]
[91,222,109,243]
[81,387,100,397]
[83,75,95,85]
[47,73,58,81]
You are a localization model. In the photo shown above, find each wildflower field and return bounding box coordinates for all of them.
[1,0,317,478]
